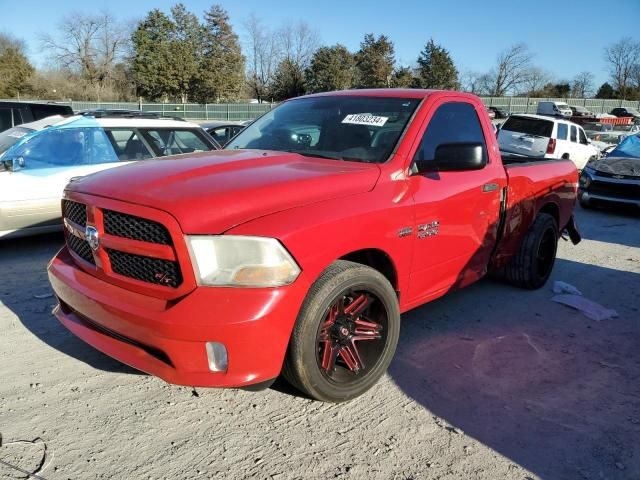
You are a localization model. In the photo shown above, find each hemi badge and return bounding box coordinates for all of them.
[398,227,413,238]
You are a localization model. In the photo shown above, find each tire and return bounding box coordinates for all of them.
[283,260,400,402]
[504,213,558,290]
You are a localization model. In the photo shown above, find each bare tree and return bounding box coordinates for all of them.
[571,71,595,98]
[277,21,320,69]
[604,37,640,98]
[487,43,534,96]
[520,67,553,95]
[632,63,640,91]
[40,12,130,92]
[244,14,280,102]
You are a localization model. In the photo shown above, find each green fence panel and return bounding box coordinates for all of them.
[9,97,634,120]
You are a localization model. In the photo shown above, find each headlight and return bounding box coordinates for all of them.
[579,169,593,188]
[186,235,301,287]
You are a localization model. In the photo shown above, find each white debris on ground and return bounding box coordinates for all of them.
[551,294,619,321]
[552,280,583,296]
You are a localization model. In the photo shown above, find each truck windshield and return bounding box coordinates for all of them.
[226,96,421,163]
[502,116,553,137]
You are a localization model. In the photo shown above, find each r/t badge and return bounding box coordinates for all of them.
[417,221,439,239]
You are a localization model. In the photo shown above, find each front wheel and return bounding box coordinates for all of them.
[283,260,400,402]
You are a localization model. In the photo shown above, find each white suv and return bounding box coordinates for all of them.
[498,114,599,170]
[0,111,219,238]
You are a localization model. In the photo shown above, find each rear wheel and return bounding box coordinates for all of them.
[504,213,558,289]
[283,260,400,402]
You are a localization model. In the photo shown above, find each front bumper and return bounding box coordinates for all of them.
[48,246,311,387]
[580,189,640,207]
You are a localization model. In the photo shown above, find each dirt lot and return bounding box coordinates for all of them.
[1,205,639,480]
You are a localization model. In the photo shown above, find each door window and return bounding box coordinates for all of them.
[570,125,577,142]
[105,129,153,160]
[0,108,13,132]
[414,102,487,163]
[209,126,235,145]
[556,123,568,140]
[578,128,589,145]
[142,129,212,156]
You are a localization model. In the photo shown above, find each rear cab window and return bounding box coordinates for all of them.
[570,125,577,142]
[501,116,553,137]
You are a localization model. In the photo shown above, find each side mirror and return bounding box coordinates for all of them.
[414,143,487,173]
[1,157,25,172]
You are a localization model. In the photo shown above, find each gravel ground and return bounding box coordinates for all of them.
[1,205,639,480]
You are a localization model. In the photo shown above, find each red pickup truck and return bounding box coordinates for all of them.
[48,89,581,402]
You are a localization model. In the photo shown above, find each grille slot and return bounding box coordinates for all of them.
[63,200,87,227]
[590,181,640,200]
[67,234,95,265]
[104,210,172,245]
[107,249,182,288]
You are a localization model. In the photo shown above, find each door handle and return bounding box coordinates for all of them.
[482,183,499,192]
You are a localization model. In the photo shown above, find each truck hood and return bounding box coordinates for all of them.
[589,157,640,178]
[68,150,381,233]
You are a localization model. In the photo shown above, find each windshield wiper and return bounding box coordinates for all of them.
[288,150,367,163]
[287,150,342,161]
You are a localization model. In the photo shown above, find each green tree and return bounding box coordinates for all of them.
[595,82,616,99]
[131,9,176,101]
[305,44,355,93]
[196,4,245,102]
[0,33,34,97]
[270,58,306,101]
[415,39,458,90]
[169,3,201,103]
[354,34,395,88]
[391,66,415,88]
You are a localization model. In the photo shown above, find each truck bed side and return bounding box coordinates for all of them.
[492,158,578,267]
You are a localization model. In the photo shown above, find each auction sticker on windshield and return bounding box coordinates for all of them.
[342,113,388,127]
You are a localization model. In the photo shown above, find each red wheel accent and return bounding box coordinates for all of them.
[316,290,385,379]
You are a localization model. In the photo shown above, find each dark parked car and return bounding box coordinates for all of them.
[488,106,509,119]
[579,134,640,209]
[569,105,593,117]
[201,120,248,146]
[0,101,73,133]
[610,107,640,123]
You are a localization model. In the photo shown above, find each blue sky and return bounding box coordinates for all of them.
[3,0,639,90]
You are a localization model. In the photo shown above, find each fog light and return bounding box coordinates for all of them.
[206,342,228,372]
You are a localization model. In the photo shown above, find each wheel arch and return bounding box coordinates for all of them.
[339,248,398,294]
[538,201,559,228]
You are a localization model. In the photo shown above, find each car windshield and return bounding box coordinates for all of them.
[0,127,34,156]
[501,116,553,137]
[226,96,421,163]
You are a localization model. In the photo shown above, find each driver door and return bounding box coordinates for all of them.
[406,99,506,304]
